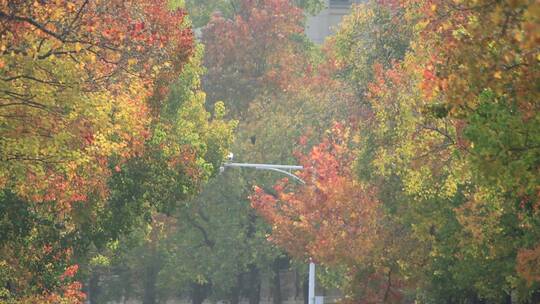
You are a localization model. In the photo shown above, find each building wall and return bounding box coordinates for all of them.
[305,0,361,44]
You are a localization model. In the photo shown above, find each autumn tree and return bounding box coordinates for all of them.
[0,1,237,302]
[250,0,540,302]
[252,123,418,303]
[201,0,311,119]
[331,0,412,98]
[77,44,236,304]
[186,0,324,28]
[333,0,539,301]
[399,0,539,300]
[0,0,193,203]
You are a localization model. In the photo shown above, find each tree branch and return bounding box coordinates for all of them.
[0,11,66,42]
[185,216,215,248]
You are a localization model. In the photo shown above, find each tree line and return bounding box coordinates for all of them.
[0,0,538,303]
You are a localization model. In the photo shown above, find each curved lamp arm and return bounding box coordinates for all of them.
[256,167,305,184]
[221,162,305,184]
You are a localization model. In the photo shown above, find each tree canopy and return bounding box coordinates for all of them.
[2,0,539,303]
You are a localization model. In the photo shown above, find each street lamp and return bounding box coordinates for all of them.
[220,158,318,304]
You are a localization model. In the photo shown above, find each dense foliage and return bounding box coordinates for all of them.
[251,0,540,303]
[0,1,233,303]
[2,0,538,303]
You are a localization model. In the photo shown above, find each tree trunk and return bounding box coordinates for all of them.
[530,290,540,304]
[245,210,261,304]
[230,274,242,304]
[504,292,512,304]
[303,275,309,304]
[192,282,211,304]
[142,260,158,304]
[247,264,261,304]
[88,271,100,304]
[294,269,301,300]
[272,259,282,304]
[470,294,486,304]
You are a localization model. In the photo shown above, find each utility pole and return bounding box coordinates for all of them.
[309,260,315,304]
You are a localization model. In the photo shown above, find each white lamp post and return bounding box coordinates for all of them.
[309,260,316,304]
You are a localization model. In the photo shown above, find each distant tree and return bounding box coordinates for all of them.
[186,0,324,28]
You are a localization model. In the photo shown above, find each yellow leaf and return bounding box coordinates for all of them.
[75,42,82,52]
[493,71,502,79]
